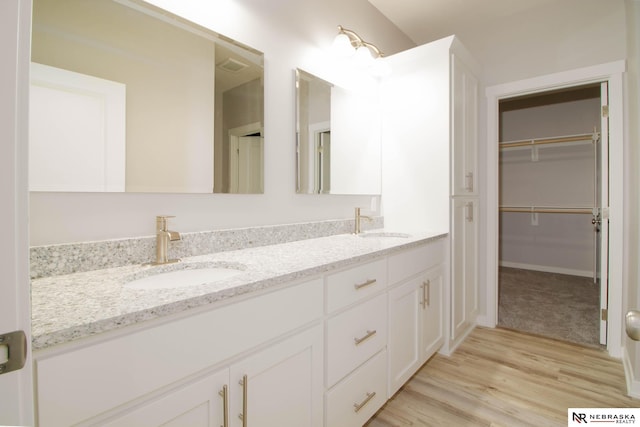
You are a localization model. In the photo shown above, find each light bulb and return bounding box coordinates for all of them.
[332,33,355,57]
[370,57,391,77]
[353,45,374,67]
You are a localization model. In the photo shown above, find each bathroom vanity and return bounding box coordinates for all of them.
[31,231,447,427]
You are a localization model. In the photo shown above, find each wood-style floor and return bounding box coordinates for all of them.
[366,327,639,427]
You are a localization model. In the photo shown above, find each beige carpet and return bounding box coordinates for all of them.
[498,267,601,347]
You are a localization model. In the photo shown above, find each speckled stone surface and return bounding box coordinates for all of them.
[30,217,384,279]
[31,230,446,350]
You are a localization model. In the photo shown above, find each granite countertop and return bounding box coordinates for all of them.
[31,230,447,350]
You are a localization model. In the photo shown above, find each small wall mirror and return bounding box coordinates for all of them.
[295,69,381,195]
[30,0,264,193]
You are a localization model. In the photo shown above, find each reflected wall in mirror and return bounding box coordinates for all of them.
[295,69,381,195]
[30,0,264,193]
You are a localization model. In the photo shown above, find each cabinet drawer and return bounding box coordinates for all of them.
[326,350,387,427]
[36,278,323,427]
[388,239,445,284]
[326,258,387,313]
[326,293,387,387]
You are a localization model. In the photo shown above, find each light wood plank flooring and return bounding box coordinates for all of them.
[366,327,639,427]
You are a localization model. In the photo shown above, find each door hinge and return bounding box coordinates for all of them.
[0,330,27,375]
[602,105,609,118]
[601,308,608,321]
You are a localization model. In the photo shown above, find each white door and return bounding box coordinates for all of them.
[597,82,610,345]
[230,135,264,193]
[387,277,421,395]
[0,0,34,425]
[420,264,444,359]
[451,198,479,343]
[229,325,323,427]
[316,130,331,194]
[29,63,126,192]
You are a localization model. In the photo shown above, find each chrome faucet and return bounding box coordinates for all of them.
[155,215,181,265]
[354,207,372,235]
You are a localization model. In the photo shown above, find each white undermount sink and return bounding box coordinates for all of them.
[124,262,245,290]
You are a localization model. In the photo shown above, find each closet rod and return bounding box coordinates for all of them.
[499,206,593,214]
[499,132,597,149]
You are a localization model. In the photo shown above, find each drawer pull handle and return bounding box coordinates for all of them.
[353,391,376,413]
[423,279,431,308]
[465,172,474,192]
[354,278,377,290]
[238,375,248,427]
[354,329,377,346]
[218,384,229,427]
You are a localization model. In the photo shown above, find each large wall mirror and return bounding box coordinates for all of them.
[295,69,381,195]
[30,0,264,193]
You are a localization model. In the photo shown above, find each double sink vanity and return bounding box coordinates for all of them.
[27,0,479,424]
[31,225,448,427]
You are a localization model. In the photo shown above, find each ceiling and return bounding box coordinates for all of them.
[367,0,563,45]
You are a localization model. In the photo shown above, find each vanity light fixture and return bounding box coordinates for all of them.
[332,25,391,76]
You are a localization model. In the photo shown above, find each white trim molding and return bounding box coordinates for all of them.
[484,60,626,359]
[499,261,592,279]
[624,345,640,398]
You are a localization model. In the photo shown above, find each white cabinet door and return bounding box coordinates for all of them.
[420,264,444,359]
[388,264,444,396]
[451,198,479,344]
[451,53,479,197]
[229,325,323,427]
[102,370,228,427]
[387,276,422,396]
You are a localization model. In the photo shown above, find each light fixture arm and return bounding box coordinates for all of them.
[337,25,384,58]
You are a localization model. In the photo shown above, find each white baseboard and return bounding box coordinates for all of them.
[623,345,640,398]
[499,261,593,278]
[440,322,477,357]
[476,314,494,328]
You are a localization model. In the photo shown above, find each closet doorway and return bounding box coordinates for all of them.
[497,83,609,347]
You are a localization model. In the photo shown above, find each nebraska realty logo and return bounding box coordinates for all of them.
[569,408,639,424]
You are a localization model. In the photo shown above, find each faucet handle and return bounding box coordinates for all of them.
[156,215,175,231]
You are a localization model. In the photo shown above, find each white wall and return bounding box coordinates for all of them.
[456,0,627,87]
[29,0,414,245]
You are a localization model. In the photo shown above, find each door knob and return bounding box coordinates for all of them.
[625,310,640,341]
